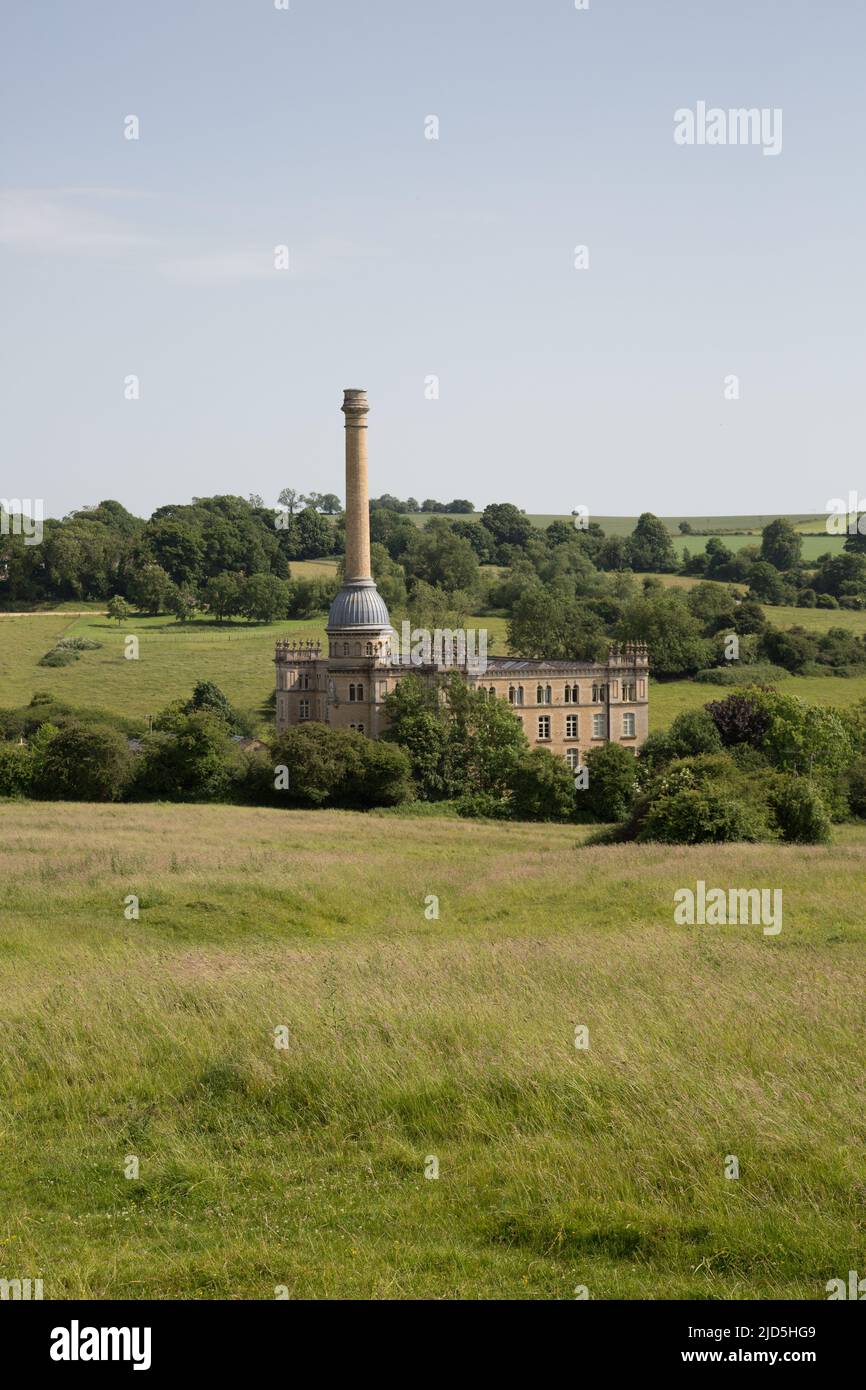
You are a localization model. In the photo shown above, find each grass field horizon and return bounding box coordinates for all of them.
[0,801,863,1300]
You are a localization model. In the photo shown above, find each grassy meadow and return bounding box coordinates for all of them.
[0,801,863,1300]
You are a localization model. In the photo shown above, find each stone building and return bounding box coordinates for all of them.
[274,390,649,767]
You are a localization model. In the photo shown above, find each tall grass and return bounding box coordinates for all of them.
[0,803,862,1299]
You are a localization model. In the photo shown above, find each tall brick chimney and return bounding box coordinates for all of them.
[326,388,393,644]
[342,388,371,581]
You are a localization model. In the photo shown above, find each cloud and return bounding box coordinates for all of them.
[0,188,154,255]
[158,248,285,284]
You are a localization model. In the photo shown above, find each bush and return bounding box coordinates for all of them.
[768,777,831,844]
[31,721,133,801]
[134,713,237,801]
[0,741,34,796]
[816,593,839,609]
[509,748,575,821]
[638,784,764,844]
[264,724,414,810]
[581,742,638,822]
[666,708,723,757]
[38,647,80,667]
[56,636,102,651]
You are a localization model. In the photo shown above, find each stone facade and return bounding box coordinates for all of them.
[275,391,649,765]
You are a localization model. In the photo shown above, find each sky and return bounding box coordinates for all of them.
[1,0,864,521]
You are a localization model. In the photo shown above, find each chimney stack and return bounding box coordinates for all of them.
[342,388,371,581]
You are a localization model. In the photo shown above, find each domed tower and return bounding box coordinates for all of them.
[324,389,395,735]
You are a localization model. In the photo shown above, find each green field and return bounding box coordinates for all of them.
[3,598,865,735]
[0,800,862,1299]
[0,609,510,725]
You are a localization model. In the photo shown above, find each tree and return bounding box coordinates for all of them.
[107,594,132,625]
[135,712,236,800]
[510,748,575,821]
[481,503,534,552]
[615,592,710,677]
[168,585,198,623]
[144,518,205,587]
[733,599,768,635]
[402,519,480,595]
[294,506,333,559]
[625,513,678,572]
[685,582,737,634]
[202,572,243,622]
[32,721,133,801]
[185,680,246,733]
[748,561,789,605]
[382,673,527,800]
[760,518,802,571]
[128,562,173,614]
[277,488,300,515]
[238,574,289,623]
[508,581,608,661]
[581,743,638,821]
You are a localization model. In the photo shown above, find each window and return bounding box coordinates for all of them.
[357,683,364,701]
[357,723,364,733]
[516,686,524,706]
[343,643,349,656]
[366,643,373,656]
[566,714,578,738]
[508,686,515,704]
[537,685,544,705]
[592,683,606,703]
[622,681,636,701]
[348,683,356,702]
[564,686,571,703]
[303,673,310,690]
[538,715,551,740]
[488,686,496,699]
[299,700,310,721]
[565,748,580,770]
[623,712,636,738]
[592,713,604,738]
[546,685,552,704]
[572,684,579,703]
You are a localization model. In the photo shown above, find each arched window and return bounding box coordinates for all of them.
[564,686,571,703]
[488,686,495,699]
[572,685,579,703]
[356,683,364,701]
[517,686,524,706]
[508,686,515,704]
[366,643,373,656]
[348,684,356,702]
[545,685,552,704]
[536,685,544,705]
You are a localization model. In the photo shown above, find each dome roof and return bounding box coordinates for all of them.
[327,579,392,631]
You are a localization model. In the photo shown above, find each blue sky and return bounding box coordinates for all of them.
[1,0,864,519]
